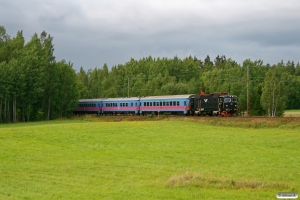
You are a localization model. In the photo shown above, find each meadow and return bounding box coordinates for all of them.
[0,118,299,199]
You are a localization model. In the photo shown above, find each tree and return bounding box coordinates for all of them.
[55,60,79,117]
[18,33,46,121]
[260,65,288,117]
[40,31,56,120]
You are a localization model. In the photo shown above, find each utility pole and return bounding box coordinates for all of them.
[127,78,130,97]
[247,64,250,116]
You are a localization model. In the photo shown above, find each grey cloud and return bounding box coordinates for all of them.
[1,0,300,70]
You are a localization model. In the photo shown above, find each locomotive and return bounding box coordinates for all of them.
[73,91,238,117]
[190,91,238,116]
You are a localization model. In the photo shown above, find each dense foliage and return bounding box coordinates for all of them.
[1,25,300,122]
[77,56,300,117]
[0,26,79,123]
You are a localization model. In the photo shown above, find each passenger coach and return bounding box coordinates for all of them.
[102,97,140,115]
[73,99,103,114]
[139,95,196,115]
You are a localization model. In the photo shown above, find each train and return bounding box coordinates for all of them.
[73,91,238,117]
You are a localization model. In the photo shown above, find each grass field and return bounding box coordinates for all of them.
[0,119,299,199]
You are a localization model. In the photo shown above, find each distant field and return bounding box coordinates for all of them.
[0,119,299,199]
[285,110,300,117]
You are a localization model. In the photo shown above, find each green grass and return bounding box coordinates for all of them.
[0,120,299,199]
[285,109,300,113]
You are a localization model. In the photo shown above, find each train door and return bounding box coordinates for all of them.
[189,97,196,115]
[198,98,201,114]
[190,97,194,111]
[218,97,223,112]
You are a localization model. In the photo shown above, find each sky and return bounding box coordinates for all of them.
[1,0,300,71]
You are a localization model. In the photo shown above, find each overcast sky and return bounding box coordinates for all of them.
[1,0,300,71]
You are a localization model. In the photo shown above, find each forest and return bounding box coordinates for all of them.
[1,26,300,122]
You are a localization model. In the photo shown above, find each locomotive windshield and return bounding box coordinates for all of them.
[232,97,237,102]
[224,97,231,102]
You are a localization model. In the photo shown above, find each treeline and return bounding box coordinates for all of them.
[77,55,300,117]
[0,26,78,123]
[1,26,300,123]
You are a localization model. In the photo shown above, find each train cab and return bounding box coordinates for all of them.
[218,95,238,116]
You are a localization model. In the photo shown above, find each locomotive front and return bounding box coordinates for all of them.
[218,95,238,116]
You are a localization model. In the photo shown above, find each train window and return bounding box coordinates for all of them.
[232,98,237,102]
[224,98,231,103]
[131,102,133,106]
[160,102,162,106]
[170,101,172,106]
[150,102,152,106]
[184,101,186,106]
[147,102,149,106]
[126,103,128,107]
[166,102,169,106]
[144,102,146,106]
[163,102,165,106]
[177,101,179,106]
[173,101,176,106]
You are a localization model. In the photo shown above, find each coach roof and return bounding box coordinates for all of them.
[79,99,104,102]
[140,94,196,100]
[102,97,140,101]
